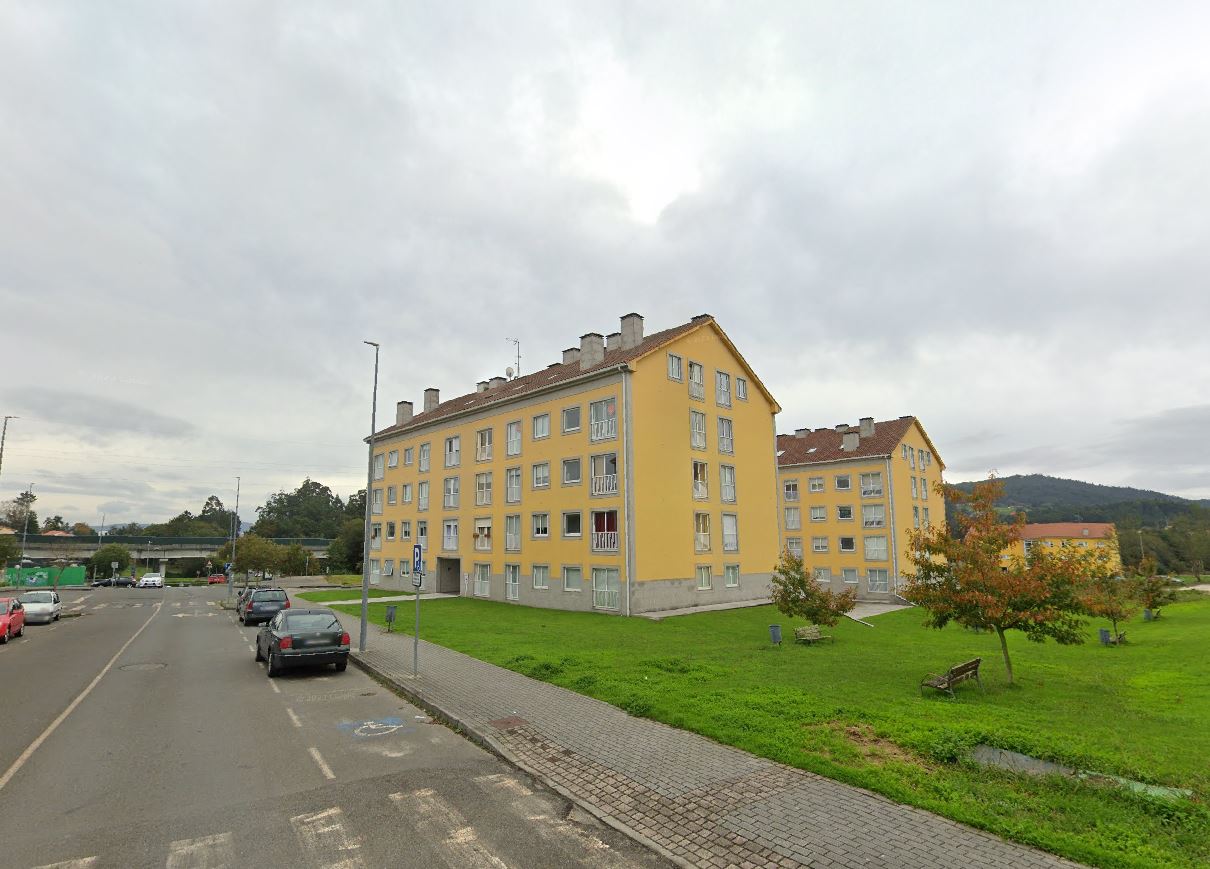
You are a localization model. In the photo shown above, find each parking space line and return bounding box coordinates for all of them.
[474,774,620,866]
[32,858,99,868]
[286,708,302,729]
[391,788,507,869]
[269,681,281,694]
[76,594,93,603]
[289,807,364,869]
[93,603,108,610]
[165,832,235,869]
[308,747,336,780]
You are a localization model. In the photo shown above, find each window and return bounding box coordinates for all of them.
[722,513,739,552]
[839,536,856,553]
[910,477,918,499]
[370,523,382,550]
[443,477,460,509]
[835,474,851,491]
[532,512,550,538]
[532,564,550,590]
[862,504,886,528]
[902,444,908,460]
[690,410,707,449]
[837,505,854,521]
[416,520,427,548]
[505,564,520,601]
[401,520,411,540]
[864,536,888,561]
[532,462,551,489]
[474,517,492,551]
[418,443,430,472]
[473,563,490,597]
[784,479,799,502]
[387,486,397,506]
[696,565,712,590]
[402,483,413,504]
[860,472,883,497]
[667,353,683,382]
[442,520,459,551]
[810,506,826,522]
[372,488,383,514]
[505,514,521,551]
[717,417,734,453]
[387,450,398,468]
[921,478,929,500]
[786,537,803,557]
[808,476,824,492]
[400,559,410,576]
[913,505,920,528]
[813,536,829,553]
[506,421,522,456]
[736,378,748,401]
[687,361,705,400]
[386,521,396,540]
[692,461,709,499]
[373,454,385,480]
[590,453,618,495]
[591,510,619,551]
[476,428,493,462]
[842,567,859,584]
[369,559,379,575]
[720,465,736,503]
[592,567,620,609]
[563,565,583,592]
[694,512,711,552]
[505,467,521,503]
[724,564,740,587]
[909,446,916,469]
[784,507,801,530]
[923,507,930,526]
[589,398,617,441]
[475,472,492,506]
[404,447,413,466]
[562,406,581,434]
[533,413,550,439]
[562,457,582,485]
[563,511,582,537]
[868,568,889,592]
[444,436,460,468]
[716,371,731,407]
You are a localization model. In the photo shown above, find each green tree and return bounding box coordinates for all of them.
[279,544,309,577]
[1131,556,1177,617]
[41,515,68,532]
[769,548,857,628]
[327,517,365,573]
[2,491,38,535]
[213,534,283,580]
[1080,570,1139,640]
[0,535,19,572]
[252,479,346,539]
[71,522,97,536]
[88,543,132,577]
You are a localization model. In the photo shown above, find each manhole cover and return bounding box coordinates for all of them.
[120,663,166,671]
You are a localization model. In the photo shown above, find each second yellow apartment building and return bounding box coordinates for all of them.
[776,416,946,601]
[1002,522,1123,573]
[367,313,781,615]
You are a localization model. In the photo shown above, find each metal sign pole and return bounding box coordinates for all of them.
[412,543,423,677]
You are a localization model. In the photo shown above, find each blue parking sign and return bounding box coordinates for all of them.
[412,544,423,587]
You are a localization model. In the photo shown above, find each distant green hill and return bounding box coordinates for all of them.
[948,474,1192,509]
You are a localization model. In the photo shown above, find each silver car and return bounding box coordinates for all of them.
[19,590,61,624]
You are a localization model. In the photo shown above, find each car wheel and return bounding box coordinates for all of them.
[54,613,60,621]
[1,627,8,644]
[267,652,281,678]
[334,660,347,672]
[254,640,264,662]
[15,624,23,637]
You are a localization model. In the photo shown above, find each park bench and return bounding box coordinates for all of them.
[793,625,834,645]
[919,657,983,698]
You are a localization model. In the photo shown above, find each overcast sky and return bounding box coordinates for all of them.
[2,1,1208,527]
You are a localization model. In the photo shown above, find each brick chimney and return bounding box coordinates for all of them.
[606,331,622,352]
[841,431,860,452]
[423,388,440,412]
[395,401,413,426]
[579,333,605,371]
[859,417,875,437]
[620,313,644,350]
[562,347,581,365]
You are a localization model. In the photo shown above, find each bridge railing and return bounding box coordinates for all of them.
[16,535,333,548]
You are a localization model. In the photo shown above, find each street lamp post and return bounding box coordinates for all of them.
[19,482,34,566]
[0,416,17,485]
[359,340,380,653]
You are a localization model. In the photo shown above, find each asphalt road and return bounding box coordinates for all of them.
[0,585,667,869]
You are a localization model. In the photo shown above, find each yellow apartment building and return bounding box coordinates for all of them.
[366,313,781,615]
[1002,522,1122,573]
[776,416,945,601]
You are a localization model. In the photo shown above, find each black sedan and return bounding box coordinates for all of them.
[255,609,350,677]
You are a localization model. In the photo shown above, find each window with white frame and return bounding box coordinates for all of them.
[372,488,383,514]
[418,443,430,472]
[562,457,582,485]
[475,472,492,506]
[913,506,920,527]
[909,446,916,469]
[812,536,829,552]
[813,567,831,584]
[842,567,859,584]
[532,462,550,489]
[532,413,550,439]
[404,447,413,466]
[808,476,824,492]
[401,559,410,575]
[386,521,396,540]
[695,565,712,590]
[868,568,889,592]
[862,504,886,528]
[476,428,493,462]
[724,564,740,587]
[532,564,550,589]
[473,563,490,597]
[810,506,826,522]
[402,483,413,504]
[532,512,550,538]
[716,371,731,407]
[694,512,711,552]
[443,477,459,508]
[910,477,918,499]
[505,563,520,601]
[444,436,460,468]
[736,378,748,401]
[839,536,856,553]
[416,520,427,548]
[401,520,411,540]
[562,406,581,434]
[563,511,582,537]
[692,460,709,499]
[687,361,705,400]
[387,486,396,505]
[923,507,930,526]
[506,421,522,456]
[589,398,617,441]
[590,453,618,495]
[369,558,379,575]
[388,450,398,468]
[920,478,929,500]
[591,510,619,551]
[474,517,492,551]
[718,417,734,453]
[417,481,429,510]
[373,454,385,480]
[835,474,851,491]
[720,465,736,503]
[563,565,583,592]
[784,479,799,502]
[506,467,521,503]
[442,520,459,551]
[370,523,382,550]
[837,504,854,521]
[786,537,803,557]
[505,514,521,551]
[864,535,888,561]
[902,444,909,460]
[592,567,620,610]
[667,353,683,382]
[722,513,739,552]
[784,507,801,530]
[690,410,706,449]
[860,472,883,497]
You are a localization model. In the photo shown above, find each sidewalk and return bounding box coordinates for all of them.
[341,619,1080,869]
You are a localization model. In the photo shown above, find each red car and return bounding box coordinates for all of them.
[207,574,227,585]
[0,597,26,643]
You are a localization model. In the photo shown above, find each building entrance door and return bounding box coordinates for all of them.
[436,557,461,594]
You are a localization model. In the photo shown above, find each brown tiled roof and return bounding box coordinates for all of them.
[1021,522,1115,540]
[374,318,706,439]
[777,417,917,467]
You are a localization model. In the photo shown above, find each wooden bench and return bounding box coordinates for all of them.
[794,625,834,645]
[920,658,983,698]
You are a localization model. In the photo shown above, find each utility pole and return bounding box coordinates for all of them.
[360,340,380,653]
[229,476,241,596]
[0,416,17,485]
[19,483,33,566]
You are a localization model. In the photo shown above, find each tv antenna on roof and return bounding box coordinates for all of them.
[507,337,521,378]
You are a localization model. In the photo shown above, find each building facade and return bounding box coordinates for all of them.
[776,416,945,601]
[368,313,781,615]
[1002,522,1122,573]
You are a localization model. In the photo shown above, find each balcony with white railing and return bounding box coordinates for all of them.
[473,576,490,597]
[444,495,458,509]
[505,532,521,551]
[418,496,429,511]
[716,388,731,407]
[591,474,618,496]
[593,588,620,610]
[474,533,491,551]
[721,484,736,503]
[719,435,734,453]
[591,531,618,552]
[691,431,706,450]
[476,446,492,461]
[861,484,883,497]
[695,532,711,552]
[689,380,705,400]
[590,417,617,441]
[442,534,458,551]
[692,480,707,499]
[863,518,884,528]
[723,532,738,552]
[371,537,382,551]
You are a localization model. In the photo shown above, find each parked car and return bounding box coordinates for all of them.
[256,609,349,676]
[240,588,290,626]
[136,573,164,589]
[114,576,135,588]
[91,577,114,588]
[207,574,227,585]
[0,598,25,643]
[19,590,62,624]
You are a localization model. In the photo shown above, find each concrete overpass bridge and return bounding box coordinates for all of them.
[13,535,332,576]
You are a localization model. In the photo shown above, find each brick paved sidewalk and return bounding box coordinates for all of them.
[344,620,1082,869]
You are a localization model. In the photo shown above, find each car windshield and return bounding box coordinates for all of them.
[255,590,287,602]
[285,614,340,631]
[19,592,53,603]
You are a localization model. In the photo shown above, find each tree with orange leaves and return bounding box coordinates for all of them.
[902,477,1114,685]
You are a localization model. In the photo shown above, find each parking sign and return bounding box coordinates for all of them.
[412,544,423,588]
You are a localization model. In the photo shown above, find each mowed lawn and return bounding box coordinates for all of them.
[298,588,412,603]
[336,595,1210,869]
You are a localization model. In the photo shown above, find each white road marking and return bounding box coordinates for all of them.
[289,806,365,869]
[309,746,336,779]
[93,603,108,610]
[0,604,161,792]
[474,774,620,866]
[286,707,302,728]
[131,603,143,608]
[69,605,85,612]
[76,593,93,603]
[165,831,235,869]
[247,643,255,653]
[173,601,182,607]
[391,788,508,869]
[32,858,98,868]
[269,680,281,693]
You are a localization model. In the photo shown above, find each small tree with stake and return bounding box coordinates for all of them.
[770,548,857,629]
[1131,555,1177,618]
[1078,541,1138,640]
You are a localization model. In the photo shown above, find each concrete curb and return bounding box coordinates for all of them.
[350,650,689,869]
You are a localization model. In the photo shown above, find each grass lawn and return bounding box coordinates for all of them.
[298,588,412,603]
[336,594,1210,869]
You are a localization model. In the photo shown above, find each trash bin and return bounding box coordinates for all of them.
[385,605,398,632]
[1098,627,1111,646]
[1143,609,1153,621]
[769,624,782,645]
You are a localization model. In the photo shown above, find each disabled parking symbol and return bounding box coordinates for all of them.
[338,717,410,738]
